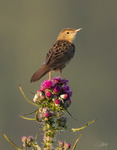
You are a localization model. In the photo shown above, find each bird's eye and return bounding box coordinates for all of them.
[66,32,69,34]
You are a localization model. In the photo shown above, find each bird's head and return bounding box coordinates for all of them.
[57,28,82,43]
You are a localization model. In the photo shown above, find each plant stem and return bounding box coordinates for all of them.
[43,124,55,150]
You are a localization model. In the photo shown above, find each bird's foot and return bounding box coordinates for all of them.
[60,70,65,79]
[49,71,52,80]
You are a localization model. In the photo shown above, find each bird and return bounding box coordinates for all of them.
[30,28,82,82]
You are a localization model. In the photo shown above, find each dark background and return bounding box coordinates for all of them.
[1,0,117,149]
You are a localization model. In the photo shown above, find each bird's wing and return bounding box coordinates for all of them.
[45,40,75,69]
[45,46,54,65]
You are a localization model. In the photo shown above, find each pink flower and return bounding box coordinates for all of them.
[54,99,61,105]
[45,112,51,118]
[46,91,52,98]
[37,89,43,93]
[54,99,62,106]
[41,80,53,90]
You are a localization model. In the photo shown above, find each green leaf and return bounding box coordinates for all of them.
[71,119,97,132]
[2,131,24,150]
[19,115,36,121]
[32,142,41,150]
[18,83,38,106]
[71,132,82,150]
[66,110,78,121]
[35,109,41,122]
[23,109,38,116]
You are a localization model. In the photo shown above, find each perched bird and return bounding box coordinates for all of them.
[30,28,82,82]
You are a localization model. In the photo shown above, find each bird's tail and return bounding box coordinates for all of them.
[30,64,51,82]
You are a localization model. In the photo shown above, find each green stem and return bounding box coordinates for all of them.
[43,124,55,150]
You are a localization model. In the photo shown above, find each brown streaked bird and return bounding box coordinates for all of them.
[30,28,82,82]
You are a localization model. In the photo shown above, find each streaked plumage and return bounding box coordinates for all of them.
[30,28,82,82]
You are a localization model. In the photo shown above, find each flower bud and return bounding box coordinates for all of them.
[23,143,27,148]
[54,99,61,106]
[39,113,44,119]
[33,94,38,102]
[42,107,47,113]
[60,94,68,99]
[27,136,34,144]
[59,141,64,148]
[68,91,72,97]
[45,112,50,118]
[53,76,68,85]
[21,136,27,143]
[62,85,70,92]
[54,85,61,93]
[37,90,45,100]
[41,80,53,90]
[64,143,71,149]
[45,91,52,98]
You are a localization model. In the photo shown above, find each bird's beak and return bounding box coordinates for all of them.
[76,28,82,32]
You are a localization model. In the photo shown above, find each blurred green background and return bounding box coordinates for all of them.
[0,0,117,149]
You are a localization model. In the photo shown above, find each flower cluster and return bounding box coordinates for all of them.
[32,77,72,148]
[21,136,34,148]
[38,107,55,121]
[33,76,72,111]
[3,74,96,150]
[58,141,71,150]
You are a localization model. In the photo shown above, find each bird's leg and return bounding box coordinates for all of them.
[49,71,52,80]
[60,70,65,79]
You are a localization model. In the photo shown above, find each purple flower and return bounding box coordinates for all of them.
[68,91,72,97]
[54,85,61,93]
[53,76,68,85]
[60,78,68,85]
[62,85,70,92]
[41,80,53,90]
